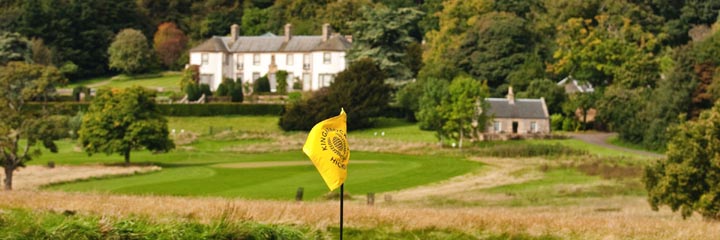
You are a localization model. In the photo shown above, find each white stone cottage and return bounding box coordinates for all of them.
[485,87,551,135]
[189,23,351,92]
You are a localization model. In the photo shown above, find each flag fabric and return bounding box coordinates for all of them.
[303,109,350,191]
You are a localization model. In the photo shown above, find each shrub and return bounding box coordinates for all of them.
[276,70,288,94]
[199,83,212,97]
[562,117,577,131]
[184,83,201,101]
[216,78,244,102]
[254,75,270,93]
[551,114,564,131]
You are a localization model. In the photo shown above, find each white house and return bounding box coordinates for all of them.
[189,23,351,92]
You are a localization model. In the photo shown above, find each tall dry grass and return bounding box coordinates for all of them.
[0,191,717,239]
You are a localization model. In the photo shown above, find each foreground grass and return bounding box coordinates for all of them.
[0,208,562,240]
[2,191,717,240]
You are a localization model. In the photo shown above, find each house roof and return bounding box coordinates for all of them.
[189,37,229,52]
[485,98,549,119]
[557,75,594,93]
[190,34,351,53]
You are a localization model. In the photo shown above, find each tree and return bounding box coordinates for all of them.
[645,100,720,220]
[153,22,188,69]
[320,0,374,34]
[348,6,423,82]
[456,11,533,90]
[442,76,489,149]
[0,61,67,190]
[241,7,271,36]
[79,86,174,165]
[108,28,150,74]
[0,31,30,65]
[416,78,449,142]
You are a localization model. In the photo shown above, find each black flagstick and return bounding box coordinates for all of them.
[340,184,344,240]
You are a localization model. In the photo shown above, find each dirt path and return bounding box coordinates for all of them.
[213,160,379,169]
[12,165,161,190]
[569,132,664,158]
[386,157,543,202]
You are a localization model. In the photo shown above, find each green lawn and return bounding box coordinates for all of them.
[67,72,182,92]
[167,116,282,136]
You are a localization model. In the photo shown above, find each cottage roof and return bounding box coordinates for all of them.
[557,76,594,93]
[189,37,229,52]
[190,34,351,53]
[485,98,549,119]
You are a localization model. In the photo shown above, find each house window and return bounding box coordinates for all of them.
[286,54,294,65]
[236,55,244,70]
[319,74,334,87]
[253,54,260,66]
[303,73,311,90]
[303,54,311,70]
[201,53,209,65]
[323,52,331,64]
[200,74,213,85]
[493,121,502,133]
[252,72,260,81]
[530,121,537,133]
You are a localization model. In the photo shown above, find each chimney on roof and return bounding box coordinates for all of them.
[284,23,292,42]
[507,86,515,105]
[231,24,239,42]
[322,23,331,42]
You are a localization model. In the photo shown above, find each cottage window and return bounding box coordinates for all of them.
[236,55,244,70]
[323,52,331,64]
[493,121,502,133]
[253,54,260,66]
[252,72,260,81]
[303,54,311,70]
[530,121,537,133]
[201,53,209,65]
[287,54,294,65]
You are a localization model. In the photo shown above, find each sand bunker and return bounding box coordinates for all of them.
[213,160,379,169]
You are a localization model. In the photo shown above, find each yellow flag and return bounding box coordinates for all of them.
[303,109,350,191]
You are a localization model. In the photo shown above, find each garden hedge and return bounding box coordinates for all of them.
[27,103,283,116]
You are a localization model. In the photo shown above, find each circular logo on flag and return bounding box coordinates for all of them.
[328,130,349,161]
